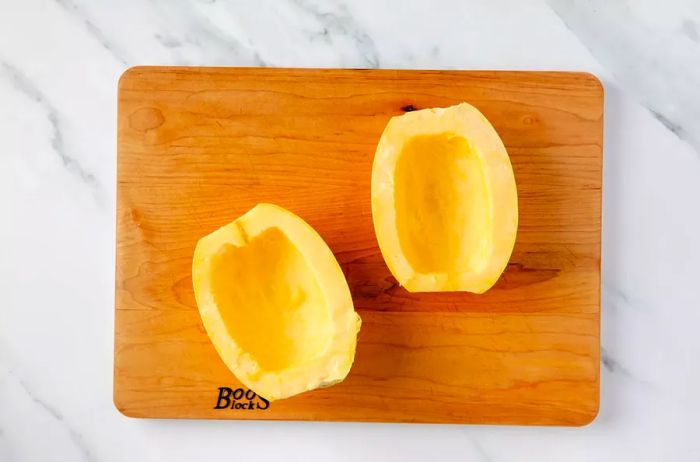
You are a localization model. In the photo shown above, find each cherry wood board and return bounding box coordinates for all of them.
[115,67,603,425]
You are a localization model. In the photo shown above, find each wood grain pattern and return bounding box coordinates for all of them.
[115,67,602,425]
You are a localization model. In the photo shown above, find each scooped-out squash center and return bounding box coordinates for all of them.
[394,133,492,275]
[209,227,332,372]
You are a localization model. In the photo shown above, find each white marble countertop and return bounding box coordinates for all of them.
[3,0,700,460]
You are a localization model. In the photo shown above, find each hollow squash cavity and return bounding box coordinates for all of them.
[394,134,492,275]
[209,227,331,372]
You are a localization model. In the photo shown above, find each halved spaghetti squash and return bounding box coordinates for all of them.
[371,103,518,293]
[193,203,361,400]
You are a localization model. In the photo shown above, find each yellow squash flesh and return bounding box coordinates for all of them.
[371,103,518,293]
[192,204,361,401]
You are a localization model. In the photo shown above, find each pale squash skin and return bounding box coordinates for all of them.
[371,103,518,293]
[192,204,361,401]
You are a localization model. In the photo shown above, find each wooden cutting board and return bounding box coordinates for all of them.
[115,67,602,425]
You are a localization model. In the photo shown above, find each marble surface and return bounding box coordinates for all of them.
[2,0,700,460]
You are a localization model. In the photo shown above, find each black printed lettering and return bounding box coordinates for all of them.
[256,396,270,410]
[214,387,270,411]
[214,387,233,409]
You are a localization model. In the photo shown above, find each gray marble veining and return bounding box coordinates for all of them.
[2,0,700,460]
